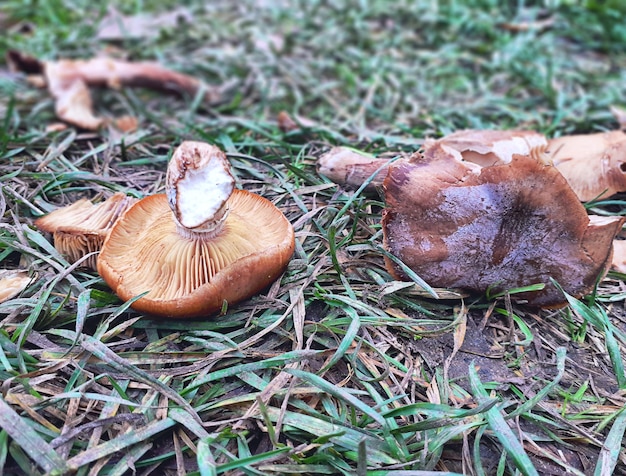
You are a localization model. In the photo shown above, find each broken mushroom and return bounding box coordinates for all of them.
[35,192,137,270]
[382,143,625,307]
[429,129,549,167]
[7,50,222,130]
[316,147,395,191]
[97,141,295,318]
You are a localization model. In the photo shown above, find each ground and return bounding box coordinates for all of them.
[1,1,626,475]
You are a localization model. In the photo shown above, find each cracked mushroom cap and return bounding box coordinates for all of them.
[382,143,625,307]
[428,129,549,167]
[97,141,295,318]
[35,192,137,269]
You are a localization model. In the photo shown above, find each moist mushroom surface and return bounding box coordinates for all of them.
[382,143,624,307]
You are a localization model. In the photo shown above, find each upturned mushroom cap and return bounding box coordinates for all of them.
[547,131,626,201]
[382,143,624,307]
[97,191,295,318]
[35,193,137,269]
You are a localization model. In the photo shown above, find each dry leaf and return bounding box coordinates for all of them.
[382,142,624,307]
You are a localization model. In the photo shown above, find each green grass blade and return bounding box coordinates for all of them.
[468,364,539,476]
[594,407,626,476]
[0,396,70,475]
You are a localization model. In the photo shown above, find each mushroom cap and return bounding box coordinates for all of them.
[547,131,626,201]
[429,129,548,167]
[35,193,137,269]
[97,190,295,318]
[382,143,624,307]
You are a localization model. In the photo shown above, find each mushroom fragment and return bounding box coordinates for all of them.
[0,270,31,303]
[317,147,394,191]
[7,51,222,130]
[546,131,626,202]
[382,143,625,307]
[97,142,295,318]
[35,193,137,269]
[611,240,626,274]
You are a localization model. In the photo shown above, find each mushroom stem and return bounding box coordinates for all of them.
[166,141,236,234]
[317,147,392,191]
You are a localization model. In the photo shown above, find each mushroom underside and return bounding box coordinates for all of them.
[97,191,295,318]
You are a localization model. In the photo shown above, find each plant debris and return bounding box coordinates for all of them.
[7,50,223,130]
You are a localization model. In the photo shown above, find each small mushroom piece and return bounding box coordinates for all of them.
[546,131,626,201]
[35,193,137,269]
[97,141,295,318]
[317,147,393,191]
[611,240,626,274]
[382,143,625,307]
[0,270,32,303]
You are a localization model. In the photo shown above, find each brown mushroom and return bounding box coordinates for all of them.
[35,193,137,269]
[317,147,395,191]
[7,51,222,130]
[611,240,626,274]
[546,130,626,201]
[382,143,624,307]
[97,141,295,318]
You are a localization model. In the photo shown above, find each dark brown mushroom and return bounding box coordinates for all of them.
[382,143,624,307]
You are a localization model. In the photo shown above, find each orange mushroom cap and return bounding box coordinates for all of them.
[34,192,137,269]
[97,142,295,318]
[382,143,624,307]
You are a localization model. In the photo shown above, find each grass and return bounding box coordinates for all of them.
[1,0,626,474]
